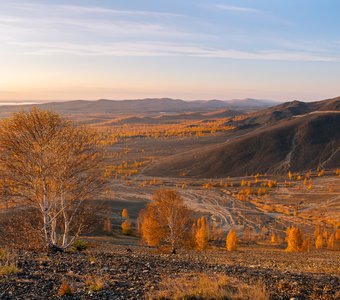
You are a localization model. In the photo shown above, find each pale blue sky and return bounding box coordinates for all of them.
[0,0,339,101]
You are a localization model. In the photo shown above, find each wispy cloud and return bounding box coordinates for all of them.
[8,40,338,62]
[214,4,260,14]
[6,2,182,18]
[0,3,191,45]
[0,1,338,63]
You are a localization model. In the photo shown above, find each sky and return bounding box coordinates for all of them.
[0,0,339,102]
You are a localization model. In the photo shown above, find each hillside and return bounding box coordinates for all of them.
[145,98,340,178]
[229,97,340,127]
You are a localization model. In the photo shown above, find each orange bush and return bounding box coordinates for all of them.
[285,226,303,252]
[195,217,209,250]
[226,228,238,251]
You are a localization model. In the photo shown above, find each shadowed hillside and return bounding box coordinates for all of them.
[145,99,340,178]
[228,97,340,127]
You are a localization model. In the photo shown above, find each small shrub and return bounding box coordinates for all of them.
[121,220,133,235]
[71,240,88,252]
[122,208,129,219]
[85,277,104,292]
[226,228,238,251]
[0,263,18,275]
[58,281,74,296]
[0,249,19,276]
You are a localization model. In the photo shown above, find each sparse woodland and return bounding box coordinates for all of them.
[0,108,339,299]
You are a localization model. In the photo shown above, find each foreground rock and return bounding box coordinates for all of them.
[0,245,339,299]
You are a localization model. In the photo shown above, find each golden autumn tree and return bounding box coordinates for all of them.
[139,207,164,246]
[195,216,209,250]
[138,189,192,254]
[121,219,132,235]
[121,208,132,235]
[335,228,340,240]
[122,208,129,219]
[0,108,107,251]
[327,234,335,250]
[315,234,324,249]
[285,226,304,252]
[226,228,238,251]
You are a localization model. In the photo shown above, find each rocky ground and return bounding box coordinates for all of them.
[0,243,339,300]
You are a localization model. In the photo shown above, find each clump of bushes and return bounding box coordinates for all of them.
[58,281,74,296]
[121,208,133,236]
[85,276,104,292]
[71,240,88,252]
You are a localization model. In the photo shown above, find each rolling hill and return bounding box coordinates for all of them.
[145,97,340,178]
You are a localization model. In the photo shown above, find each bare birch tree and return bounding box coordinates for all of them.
[0,108,107,252]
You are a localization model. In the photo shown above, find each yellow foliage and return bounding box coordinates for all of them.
[121,219,132,235]
[195,216,209,250]
[335,228,340,240]
[288,171,293,180]
[267,180,277,188]
[98,119,235,143]
[315,235,324,249]
[327,234,335,250]
[226,228,238,251]
[314,224,322,239]
[323,230,329,239]
[285,226,303,252]
[140,207,164,247]
[122,208,129,219]
[240,180,247,187]
[317,169,325,177]
[139,189,192,253]
[270,232,279,243]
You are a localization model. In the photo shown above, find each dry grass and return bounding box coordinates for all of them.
[0,248,19,276]
[149,273,269,300]
[85,276,105,292]
[0,263,18,275]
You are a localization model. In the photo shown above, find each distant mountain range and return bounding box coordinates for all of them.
[0,98,278,118]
